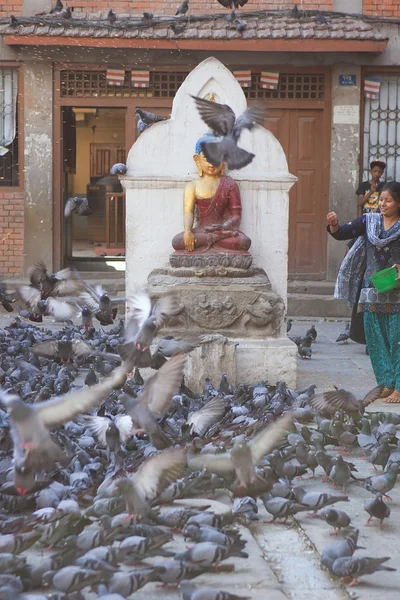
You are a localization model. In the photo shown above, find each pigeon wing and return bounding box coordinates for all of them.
[233,103,266,139]
[309,389,358,417]
[139,354,186,419]
[114,415,134,444]
[127,290,152,331]
[134,446,187,504]
[152,294,180,328]
[249,412,293,464]
[17,285,41,309]
[32,341,60,359]
[36,366,126,429]
[361,385,384,407]
[225,145,255,171]
[81,415,110,445]
[79,291,99,312]
[46,298,75,321]
[191,95,236,136]
[189,451,233,477]
[187,396,225,437]
[71,340,93,358]
[27,261,47,287]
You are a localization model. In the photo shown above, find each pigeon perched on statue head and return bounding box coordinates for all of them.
[191,95,266,170]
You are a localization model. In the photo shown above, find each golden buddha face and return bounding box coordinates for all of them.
[194,152,225,177]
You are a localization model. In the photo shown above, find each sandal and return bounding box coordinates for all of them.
[385,390,400,403]
[380,388,395,399]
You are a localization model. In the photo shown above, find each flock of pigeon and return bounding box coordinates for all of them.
[287,320,351,360]
[0,263,397,598]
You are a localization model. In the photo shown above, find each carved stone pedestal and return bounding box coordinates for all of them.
[147,268,297,393]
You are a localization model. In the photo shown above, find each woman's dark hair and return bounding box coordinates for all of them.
[381,181,400,204]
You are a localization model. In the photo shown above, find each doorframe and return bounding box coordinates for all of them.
[52,63,180,271]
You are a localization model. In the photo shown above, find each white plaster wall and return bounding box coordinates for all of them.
[123,57,296,311]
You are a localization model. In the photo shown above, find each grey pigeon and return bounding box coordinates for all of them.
[180,580,250,600]
[64,196,92,217]
[121,291,180,369]
[261,493,308,523]
[357,418,378,455]
[48,566,111,592]
[317,507,351,534]
[293,485,349,514]
[135,108,165,127]
[114,447,186,519]
[309,385,383,418]
[50,0,63,13]
[369,439,391,471]
[110,163,127,175]
[364,496,390,528]
[330,555,395,583]
[176,0,189,15]
[364,462,399,499]
[107,8,117,23]
[329,455,352,493]
[336,323,350,344]
[1,365,126,472]
[121,354,185,449]
[191,95,265,170]
[175,541,247,566]
[321,529,362,570]
[187,412,292,488]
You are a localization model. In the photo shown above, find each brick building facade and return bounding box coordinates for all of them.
[0,0,398,281]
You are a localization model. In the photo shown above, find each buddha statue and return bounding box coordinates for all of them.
[172,133,251,254]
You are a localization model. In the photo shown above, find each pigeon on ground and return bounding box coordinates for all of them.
[298,345,312,359]
[321,529,362,570]
[330,555,395,585]
[364,495,390,528]
[306,325,317,341]
[293,486,349,514]
[261,493,308,523]
[180,580,250,600]
[64,197,92,218]
[336,323,350,344]
[175,541,247,566]
[317,507,351,534]
[364,463,399,499]
[286,319,293,333]
[329,455,353,493]
[191,95,266,170]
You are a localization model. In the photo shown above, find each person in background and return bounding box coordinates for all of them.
[327,181,400,403]
[356,160,386,214]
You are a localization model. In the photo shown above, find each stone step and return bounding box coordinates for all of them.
[288,279,335,296]
[288,292,351,318]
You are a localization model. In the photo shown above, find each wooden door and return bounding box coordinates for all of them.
[266,108,327,279]
[90,144,126,178]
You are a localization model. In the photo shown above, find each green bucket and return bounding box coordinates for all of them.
[370,266,400,293]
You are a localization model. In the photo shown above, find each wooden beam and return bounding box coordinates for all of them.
[3,35,388,53]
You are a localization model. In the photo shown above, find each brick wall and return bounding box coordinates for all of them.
[0,0,334,18]
[0,191,24,276]
[363,0,400,18]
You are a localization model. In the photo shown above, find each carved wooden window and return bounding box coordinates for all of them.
[362,73,400,183]
[244,73,325,100]
[60,70,190,99]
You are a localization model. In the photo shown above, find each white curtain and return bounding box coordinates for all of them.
[0,68,17,157]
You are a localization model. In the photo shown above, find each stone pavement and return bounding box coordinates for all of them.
[2,313,400,599]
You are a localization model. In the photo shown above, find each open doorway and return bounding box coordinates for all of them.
[62,107,126,263]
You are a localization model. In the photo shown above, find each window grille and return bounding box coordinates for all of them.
[362,74,400,182]
[0,68,19,187]
[244,73,325,100]
[60,70,189,98]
